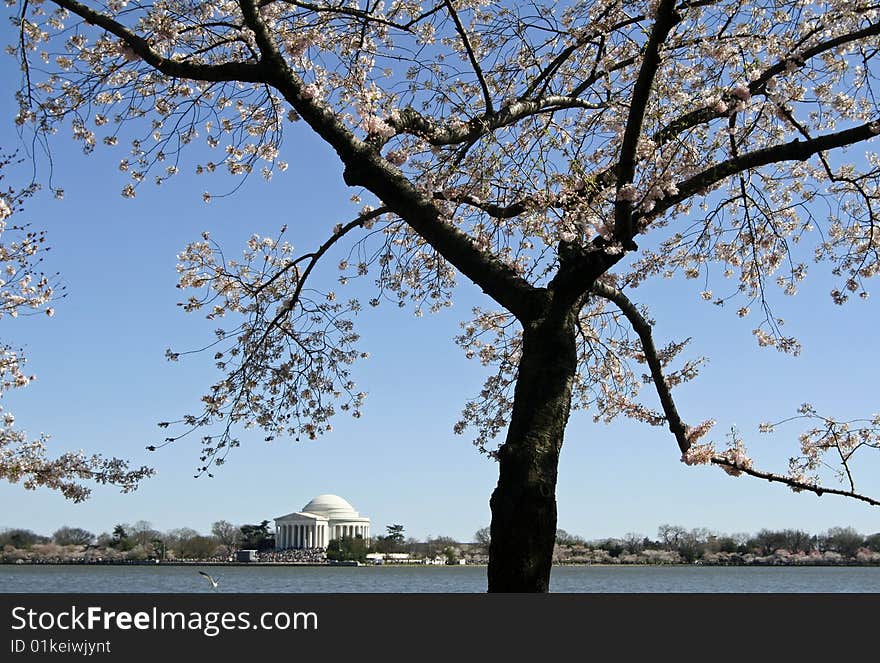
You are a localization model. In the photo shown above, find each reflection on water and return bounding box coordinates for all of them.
[1,564,879,593]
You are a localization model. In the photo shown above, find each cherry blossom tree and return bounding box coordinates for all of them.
[0,150,153,500]
[11,0,880,590]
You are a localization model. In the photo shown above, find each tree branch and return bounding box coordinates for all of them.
[270,0,423,33]
[443,0,493,114]
[615,0,681,250]
[258,206,389,343]
[50,0,266,82]
[236,0,545,320]
[389,95,605,147]
[641,121,880,223]
[709,457,880,507]
[591,280,689,452]
[652,20,880,147]
[433,190,530,219]
[593,283,880,508]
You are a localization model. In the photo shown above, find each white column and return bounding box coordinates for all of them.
[293,524,298,549]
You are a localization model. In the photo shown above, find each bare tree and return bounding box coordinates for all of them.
[622,532,644,554]
[13,0,880,590]
[52,526,95,546]
[129,520,161,547]
[474,526,491,553]
[211,520,241,553]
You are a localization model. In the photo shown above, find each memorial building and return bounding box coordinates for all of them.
[274,494,371,550]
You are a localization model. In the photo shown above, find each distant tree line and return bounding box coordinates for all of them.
[5,521,878,564]
[0,520,478,565]
[540,525,880,564]
[0,519,257,562]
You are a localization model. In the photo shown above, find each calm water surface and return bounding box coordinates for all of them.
[1,564,878,593]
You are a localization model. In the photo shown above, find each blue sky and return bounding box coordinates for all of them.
[1,22,879,544]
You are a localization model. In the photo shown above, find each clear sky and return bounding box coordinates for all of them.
[1,19,878,545]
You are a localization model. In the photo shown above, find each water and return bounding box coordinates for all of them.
[1,564,878,592]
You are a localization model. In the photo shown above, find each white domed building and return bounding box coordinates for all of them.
[274,494,371,549]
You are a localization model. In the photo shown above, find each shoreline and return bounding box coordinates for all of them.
[3,560,880,568]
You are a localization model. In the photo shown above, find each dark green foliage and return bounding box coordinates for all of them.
[110,524,133,551]
[239,520,274,551]
[326,536,367,562]
[370,524,406,553]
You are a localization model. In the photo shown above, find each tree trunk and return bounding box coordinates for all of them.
[487,308,578,592]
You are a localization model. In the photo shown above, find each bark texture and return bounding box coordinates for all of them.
[487,307,578,592]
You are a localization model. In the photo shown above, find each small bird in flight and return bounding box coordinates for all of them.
[198,571,219,589]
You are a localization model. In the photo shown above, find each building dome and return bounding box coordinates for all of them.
[301,494,360,519]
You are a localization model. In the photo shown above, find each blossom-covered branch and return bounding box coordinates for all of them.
[48,0,266,82]
[593,280,880,507]
[590,280,690,452]
[614,0,681,249]
[640,121,880,224]
[0,150,152,500]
